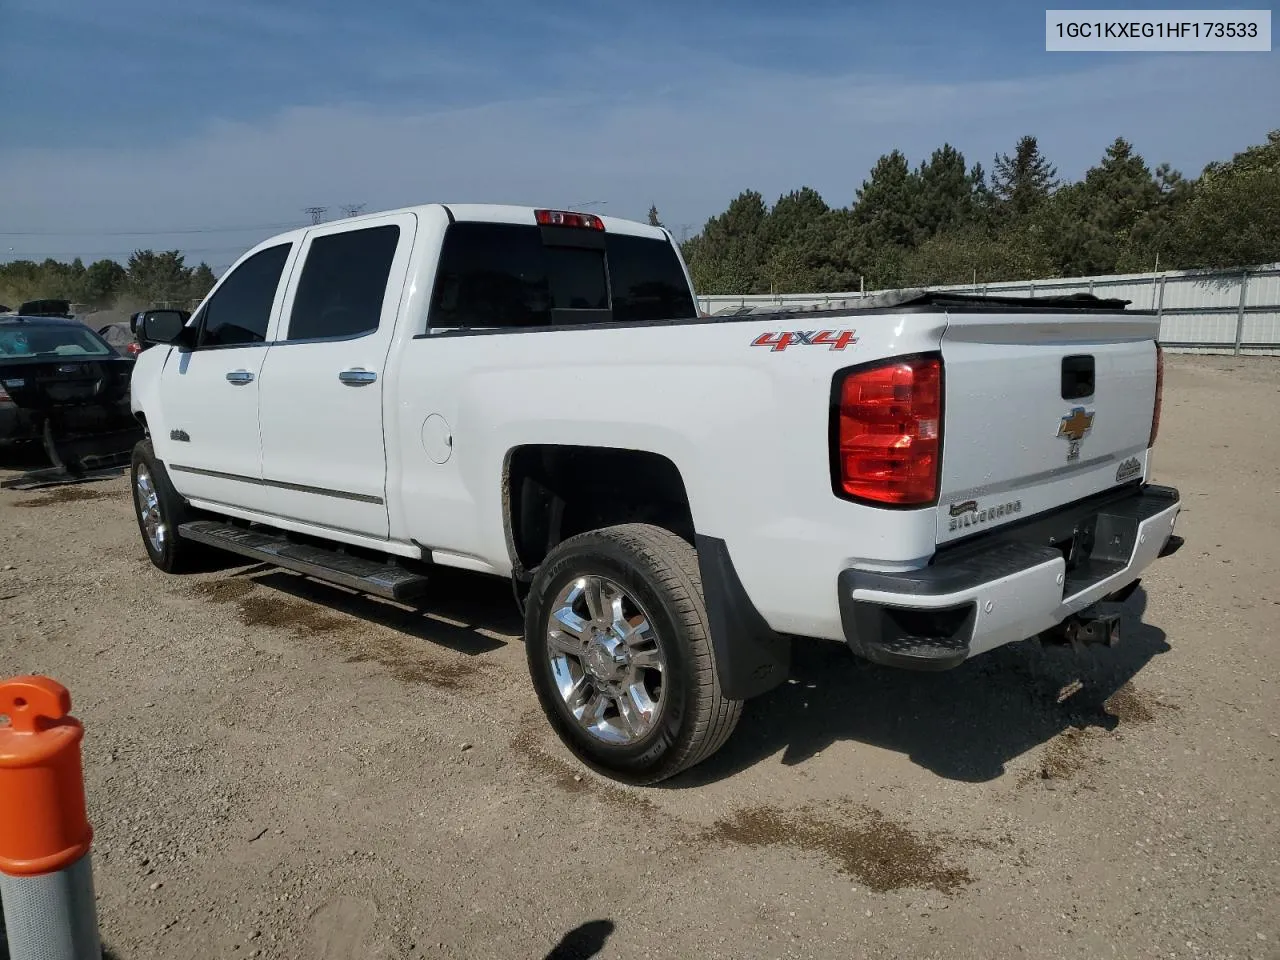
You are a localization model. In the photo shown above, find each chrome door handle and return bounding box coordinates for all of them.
[338,369,377,386]
[225,370,255,385]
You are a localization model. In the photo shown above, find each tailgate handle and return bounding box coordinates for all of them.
[1062,355,1095,400]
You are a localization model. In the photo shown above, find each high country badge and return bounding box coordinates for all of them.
[1115,456,1142,482]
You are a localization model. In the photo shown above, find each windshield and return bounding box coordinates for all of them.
[0,323,113,360]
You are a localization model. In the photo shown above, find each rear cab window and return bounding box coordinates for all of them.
[428,220,696,331]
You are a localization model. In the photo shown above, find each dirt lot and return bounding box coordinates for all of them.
[1,355,1277,960]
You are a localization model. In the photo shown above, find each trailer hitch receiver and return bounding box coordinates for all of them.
[1042,604,1122,651]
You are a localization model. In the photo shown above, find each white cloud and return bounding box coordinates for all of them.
[2,51,1276,263]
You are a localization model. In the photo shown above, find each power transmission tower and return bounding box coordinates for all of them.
[304,206,328,225]
[339,203,366,218]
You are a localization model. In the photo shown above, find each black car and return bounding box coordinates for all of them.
[0,314,142,470]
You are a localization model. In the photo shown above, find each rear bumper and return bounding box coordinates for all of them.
[0,401,133,443]
[837,483,1182,670]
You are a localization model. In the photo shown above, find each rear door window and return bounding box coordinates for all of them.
[285,225,401,342]
[427,223,694,330]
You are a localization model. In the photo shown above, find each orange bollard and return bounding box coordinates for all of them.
[0,676,101,960]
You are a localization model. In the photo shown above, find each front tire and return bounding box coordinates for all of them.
[524,523,742,784]
[131,439,210,573]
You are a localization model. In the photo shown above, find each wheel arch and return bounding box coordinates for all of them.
[502,443,696,583]
[504,444,789,701]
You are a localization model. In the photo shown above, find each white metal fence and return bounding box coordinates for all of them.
[696,263,1280,356]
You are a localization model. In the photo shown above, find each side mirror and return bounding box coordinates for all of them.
[137,309,191,347]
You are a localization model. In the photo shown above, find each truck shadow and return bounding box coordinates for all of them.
[240,565,520,656]
[671,587,1171,786]
[226,560,1170,787]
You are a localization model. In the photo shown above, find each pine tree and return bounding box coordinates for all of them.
[188,263,218,299]
[991,135,1060,217]
[647,204,663,227]
[761,188,849,292]
[684,190,769,295]
[1049,137,1163,274]
[1172,129,1280,268]
[914,144,974,240]
[852,150,919,249]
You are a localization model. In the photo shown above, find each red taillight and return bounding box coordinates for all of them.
[534,209,605,231]
[1149,342,1163,448]
[0,384,10,406]
[834,356,942,506]
[127,342,142,357]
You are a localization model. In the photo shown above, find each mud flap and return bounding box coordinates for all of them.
[695,534,791,700]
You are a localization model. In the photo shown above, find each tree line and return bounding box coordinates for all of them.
[663,129,1280,295]
[0,250,217,314]
[6,129,1277,310]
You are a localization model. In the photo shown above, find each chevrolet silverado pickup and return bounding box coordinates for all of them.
[127,203,1183,783]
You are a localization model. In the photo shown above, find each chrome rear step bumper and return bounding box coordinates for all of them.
[837,484,1182,670]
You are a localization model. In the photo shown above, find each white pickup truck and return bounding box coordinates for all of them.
[129,203,1183,783]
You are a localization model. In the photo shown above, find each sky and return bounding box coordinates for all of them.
[1,0,1276,272]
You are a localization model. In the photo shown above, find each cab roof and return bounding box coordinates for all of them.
[247,203,669,249]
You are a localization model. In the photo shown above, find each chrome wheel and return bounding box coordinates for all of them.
[546,575,667,745]
[134,464,166,554]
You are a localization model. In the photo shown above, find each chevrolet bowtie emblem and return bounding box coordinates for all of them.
[1058,406,1095,462]
[1058,407,1095,443]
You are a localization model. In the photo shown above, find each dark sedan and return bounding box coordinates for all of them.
[0,315,141,469]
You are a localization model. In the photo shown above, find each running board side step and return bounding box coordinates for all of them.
[177,520,429,601]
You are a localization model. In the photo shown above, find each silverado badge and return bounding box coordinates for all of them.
[1057,406,1095,462]
[948,499,1022,532]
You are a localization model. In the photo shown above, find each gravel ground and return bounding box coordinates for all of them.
[1,354,1276,960]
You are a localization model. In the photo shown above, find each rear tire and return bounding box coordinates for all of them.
[130,439,212,573]
[524,523,742,784]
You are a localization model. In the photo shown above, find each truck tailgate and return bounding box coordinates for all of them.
[937,311,1160,544]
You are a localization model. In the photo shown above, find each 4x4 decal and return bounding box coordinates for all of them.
[751,329,858,352]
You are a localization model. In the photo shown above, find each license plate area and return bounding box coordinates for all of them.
[1060,511,1136,596]
[44,381,100,403]
[934,484,1153,597]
